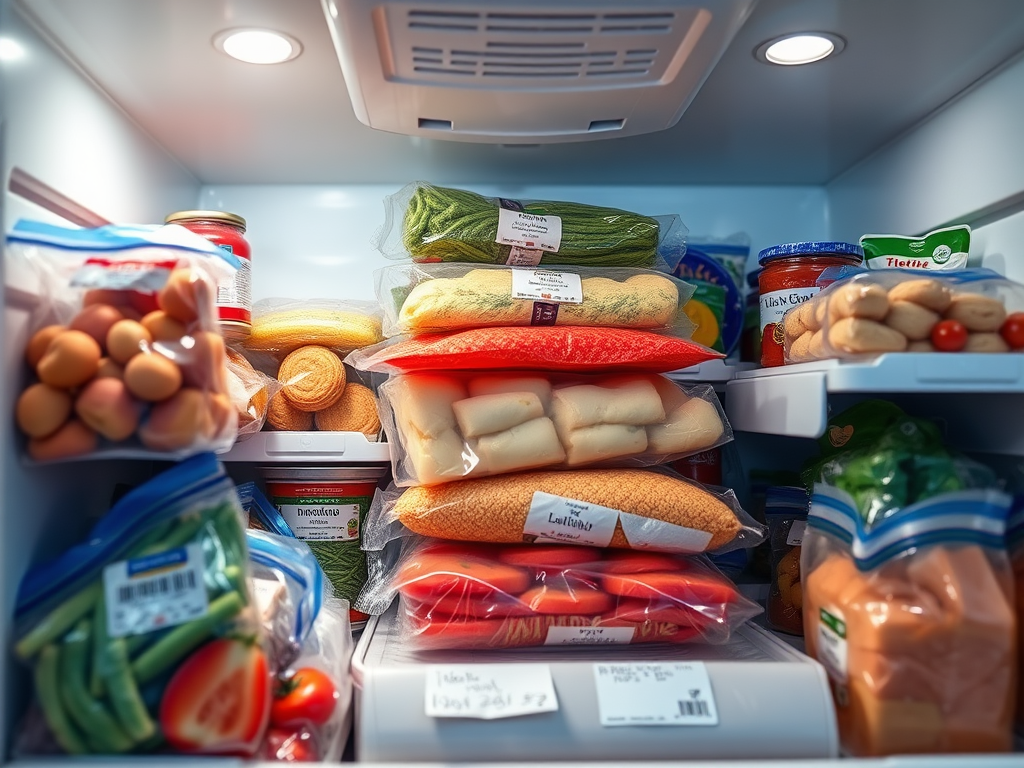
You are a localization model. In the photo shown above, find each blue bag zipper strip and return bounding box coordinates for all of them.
[247,531,324,644]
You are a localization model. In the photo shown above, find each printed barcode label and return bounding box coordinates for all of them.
[593,662,719,727]
[103,543,209,638]
[679,698,710,717]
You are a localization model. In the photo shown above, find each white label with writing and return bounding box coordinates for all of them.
[424,664,558,720]
[593,662,719,727]
[545,626,635,645]
[506,247,544,266]
[496,208,562,252]
[104,543,209,638]
[866,251,967,270]
[759,286,820,328]
[279,503,360,541]
[524,492,619,547]
[786,520,807,546]
[817,606,848,683]
[618,511,714,553]
[510,268,583,304]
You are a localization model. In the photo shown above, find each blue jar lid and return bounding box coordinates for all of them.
[757,241,864,267]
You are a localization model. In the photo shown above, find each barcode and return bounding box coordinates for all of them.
[117,571,196,603]
[678,699,710,718]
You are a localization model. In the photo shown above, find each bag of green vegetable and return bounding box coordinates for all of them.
[375,181,687,272]
[12,453,270,757]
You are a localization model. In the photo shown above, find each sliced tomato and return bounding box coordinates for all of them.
[597,616,704,645]
[405,592,536,620]
[409,613,597,650]
[608,597,714,628]
[497,544,602,568]
[519,584,612,615]
[602,570,738,605]
[160,638,270,755]
[599,551,687,574]
[265,727,319,762]
[397,553,530,602]
[271,667,338,728]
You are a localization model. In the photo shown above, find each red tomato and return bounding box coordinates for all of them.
[271,668,338,728]
[607,597,714,628]
[518,584,612,615]
[265,727,319,762]
[599,551,686,574]
[497,544,602,568]
[397,553,530,602]
[931,319,968,352]
[160,639,270,755]
[405,592,536,621]
[1000,312,1024,349]
[602,570,738,605]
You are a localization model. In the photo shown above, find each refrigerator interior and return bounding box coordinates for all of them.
[3,0,1024,764]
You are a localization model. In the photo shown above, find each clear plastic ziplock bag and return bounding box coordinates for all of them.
[241,297,383,361]
[246,530,353,764]
[377,371,732,486]
[360,467,765,556]
[8,219,241,461]
[356,538,761,650]
[375,262,697,338]
[226,347,278,440]
[782,267,1024,362]
[802,484,1016,757]
[12,453,269,757]
[374,181,687,272]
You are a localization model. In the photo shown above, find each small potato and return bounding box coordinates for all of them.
[16,383,73,438]
[124,352,183,402]
[808,330,826,359]
[208,392,236,436]
[141,311,187,342]
[75,377,141,441]
[96,358,124,380]
[782,309,806,341]
[37,330,101,388]
[944,294,1007,332]
[908,340,936,353]
[28,419,97,462]
[885,301,940,341]
[828,317,908,354]
[157,268,208,324]
[25,325,65,368]
[828,283,889,321]
[69,304,123,350]
[139,388,215,451]
[888,278,953,312]
[788,331,813,362]
[177,331,227,392]
[107,320,153,365]
[964,333,1010,353]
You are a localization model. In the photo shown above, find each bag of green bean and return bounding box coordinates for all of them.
[13,453,270,756]
[375,181,688,272]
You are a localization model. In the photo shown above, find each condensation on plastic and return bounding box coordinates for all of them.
[355,538,761,649]
[373,181,688,273]
[376,371,732,487]
[226,348,279,440]
[782,267,1024,363]
[374,262,697,339]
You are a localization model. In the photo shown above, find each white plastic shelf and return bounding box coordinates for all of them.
[667,359,755,385]
[725,353,1024,445]
[218,431,391,463]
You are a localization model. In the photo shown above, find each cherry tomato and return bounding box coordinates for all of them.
[271,667,338,728]
[159,638,270,755]
[999,312,1024,349]
[931,319,968,352]
[265,727,319,762]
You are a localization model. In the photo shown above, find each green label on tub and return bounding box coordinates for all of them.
[270,495,366,542]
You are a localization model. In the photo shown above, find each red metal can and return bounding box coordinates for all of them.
[165,210,252,341]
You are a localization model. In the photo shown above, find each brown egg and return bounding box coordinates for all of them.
[96,357,124,380]
[158,268,207,324]
[208,392,236,437]
[70,304,124,350]
[75,377,142,441]
[141,310,187,342]
[124,351,183,402]
[16,383,73,438]
[139,388,214,451]
[36,330,102,388]
[28,419,98,462]
[106,320,153,365]
[26,325,66,368]
[178,332,227,392]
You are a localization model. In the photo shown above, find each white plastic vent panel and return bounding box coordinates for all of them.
[322,0,758,143]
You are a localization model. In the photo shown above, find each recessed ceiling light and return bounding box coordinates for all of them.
[754,33,845,66]
[213,28,301,65]
[0,37,25,61]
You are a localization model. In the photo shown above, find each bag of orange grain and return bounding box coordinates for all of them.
[802,483,1017,757]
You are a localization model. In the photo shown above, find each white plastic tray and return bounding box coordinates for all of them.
[218,431,391,463]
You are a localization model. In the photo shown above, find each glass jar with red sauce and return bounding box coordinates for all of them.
[165,210,252,341]
[757,241,863,367]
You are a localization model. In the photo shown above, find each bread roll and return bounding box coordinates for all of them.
[474,417,565,474]
[453,391,545,438]
[390,374,466,439]
[551,377,665,432]
[647,397,725,454]
[563,423,648,466]
[405,428,470,485]
[467,375,553,405]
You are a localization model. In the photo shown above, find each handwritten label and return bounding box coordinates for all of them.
[424,664,558,720]
[786,520,807,546]
[593,662,719,727]
[545,626,635,645]
[510,268,583,304]
[496,208,562,252]
[524,491,619,547]
[506,247,544,266]
[618,511,713,553]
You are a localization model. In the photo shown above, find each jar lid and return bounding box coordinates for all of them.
[165,210,246,230]
[757,241,863,266]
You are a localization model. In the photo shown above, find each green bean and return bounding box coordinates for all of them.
[91,594,155,741]
[90,596,106,697]
[59,620,134,753]
[131,591,244,685]
[33,645,88,754]
[15,582,101,661]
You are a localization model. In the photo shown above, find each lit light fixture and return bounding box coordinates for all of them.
[755,32,845,66]
[0,37,26,61]
[213,28,301,65]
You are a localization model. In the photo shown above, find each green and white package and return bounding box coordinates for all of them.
[859,225,970,270]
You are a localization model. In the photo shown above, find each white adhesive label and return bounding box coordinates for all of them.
[104,543,209,638]
[424,664,558,719]
[217,253,252,321]
[524,491,619,547]
[593,662,719,727]
[496,207,562,252]
[786,520,807,546]
[618,511,714,554]
[866,251,968,270]
[279,503,360,541]
[817,607,849,683]
[759,286,819,328]
[545,626,635,646]
[506,247,544,266]
[510,268,583,304]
